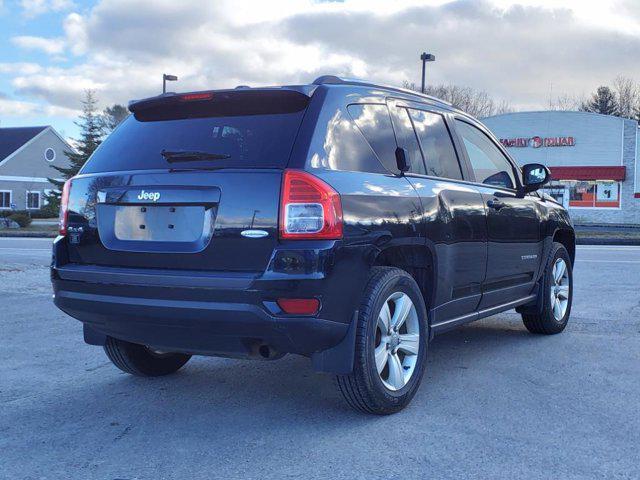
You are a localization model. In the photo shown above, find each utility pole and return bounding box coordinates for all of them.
[162,74,178,94]
[420,53,435,94]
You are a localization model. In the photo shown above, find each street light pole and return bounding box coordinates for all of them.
[420,53,435,94]
[162,73,178,94]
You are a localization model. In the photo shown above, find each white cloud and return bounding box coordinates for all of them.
[0,97,78,118]
[0,62,43,75]
[11,35,66,55]
[5,0,640,117]
[63,12,87,55]
[0,98,40,116]
[13,71,104,107]
[19,0,74,18]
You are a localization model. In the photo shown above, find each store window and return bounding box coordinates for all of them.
[567,180,620,208]
[542,184,569,209]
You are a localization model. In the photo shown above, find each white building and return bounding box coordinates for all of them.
[483,111,639,225]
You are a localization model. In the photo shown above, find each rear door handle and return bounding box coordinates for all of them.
[487,198,506,210]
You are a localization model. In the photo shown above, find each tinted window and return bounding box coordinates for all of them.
[307,105,386,174]
[393,108,425,174]
[347,104,398,173]
[408,109,462,180]
[455,120,517,189]
[82,93,308,173]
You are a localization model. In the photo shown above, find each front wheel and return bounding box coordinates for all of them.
[522,242,573,334]
[104,337,191,376]
[336,267,428,414]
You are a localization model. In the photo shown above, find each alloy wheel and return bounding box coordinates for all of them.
[550,258,570,321]
[374,292,420,391]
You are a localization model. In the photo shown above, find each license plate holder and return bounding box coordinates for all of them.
[114,205,205,242]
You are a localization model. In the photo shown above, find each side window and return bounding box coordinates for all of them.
[455,120,517,189]
[347,104,398,173]
[393,108,426,175]
[408,109,462,180]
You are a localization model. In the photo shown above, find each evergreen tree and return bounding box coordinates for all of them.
[45,90,104,210]
[580,86,619,116]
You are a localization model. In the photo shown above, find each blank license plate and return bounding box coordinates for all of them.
[114,205,205,242]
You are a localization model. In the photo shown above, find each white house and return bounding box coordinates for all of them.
[0,126,72,211]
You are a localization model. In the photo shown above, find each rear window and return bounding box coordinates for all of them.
[82,90,309,173]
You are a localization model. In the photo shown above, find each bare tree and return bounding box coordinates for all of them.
[550,94,583,111]
[494,99,514,115]
[613,75,639,119]
[401,81,512,117]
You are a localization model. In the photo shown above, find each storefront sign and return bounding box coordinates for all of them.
[596,181,619,202]
[500,136,575,148]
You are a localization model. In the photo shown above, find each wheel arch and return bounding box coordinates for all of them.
[372,243,435,313]
[552,228,576,266]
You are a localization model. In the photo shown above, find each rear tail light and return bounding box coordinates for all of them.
[58,178,72,236]
[279,170,343,240]
[277,298,320,315]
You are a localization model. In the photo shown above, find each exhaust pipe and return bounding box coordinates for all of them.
[257,344,284,360]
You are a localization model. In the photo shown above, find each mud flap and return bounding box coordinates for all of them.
[83,323,107,346]
[311,311,358,374]
[516,279,543,315]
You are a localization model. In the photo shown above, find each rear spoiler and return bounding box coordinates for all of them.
[128,85,318,114]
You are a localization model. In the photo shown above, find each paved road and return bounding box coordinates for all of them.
[1,238,639,479]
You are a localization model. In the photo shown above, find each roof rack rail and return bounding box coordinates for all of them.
[311,75,453,107]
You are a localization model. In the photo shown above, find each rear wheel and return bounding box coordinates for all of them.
[522,242,573,334]
[336,267,428,414]
[104,337,191,376]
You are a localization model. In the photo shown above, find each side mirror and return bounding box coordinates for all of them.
[522,163,551,193]
[395,147,410,175]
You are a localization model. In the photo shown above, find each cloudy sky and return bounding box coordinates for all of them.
[1,0,639,138]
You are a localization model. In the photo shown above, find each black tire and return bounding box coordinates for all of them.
[522,242,573,335]
[104,336,191,377]
[336,267,428,415]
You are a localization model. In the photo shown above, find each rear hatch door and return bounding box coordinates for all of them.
[63,88,310,272]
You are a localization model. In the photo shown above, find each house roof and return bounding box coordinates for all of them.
[0,126,49,161]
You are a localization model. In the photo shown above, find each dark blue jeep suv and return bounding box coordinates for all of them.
[51,76,575,414]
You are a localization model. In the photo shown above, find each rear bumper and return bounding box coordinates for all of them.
[51,237,371,372]
[53,285,349,358]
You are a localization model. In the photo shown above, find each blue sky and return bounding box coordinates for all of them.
[1,0,639,141]
[0,0,89,137]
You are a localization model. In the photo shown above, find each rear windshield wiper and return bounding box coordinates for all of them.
[161,149,231,163]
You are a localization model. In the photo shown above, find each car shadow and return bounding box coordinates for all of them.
[9,317,551,438]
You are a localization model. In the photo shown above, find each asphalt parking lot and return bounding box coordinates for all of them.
[1,238,639,480]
